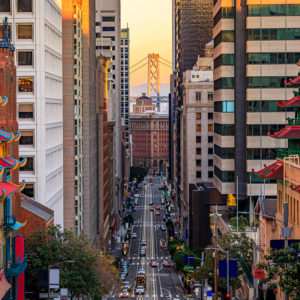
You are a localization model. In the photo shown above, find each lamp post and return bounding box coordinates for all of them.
[48,260,74,300]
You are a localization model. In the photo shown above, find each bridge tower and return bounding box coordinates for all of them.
[147,53,160,97]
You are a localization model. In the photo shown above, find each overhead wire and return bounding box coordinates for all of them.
[160,56,172,65]
[130,62,148,74]
[130,57,148,70]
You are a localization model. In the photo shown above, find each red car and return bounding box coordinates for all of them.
[156,206,161,210]
[155,211,160,216]
[162,260,171,267]
[150,207,154,212]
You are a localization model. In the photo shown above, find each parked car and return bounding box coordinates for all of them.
[138,269,146,276]
[155,211,160,216]
[131,232,137,238]
[162,260,171,267]
[140,248,146,256]
[121,282,132,291]
[160,225,166,231]
[140,240,147,248]
[136,286,145,295]
[120,273,126,281]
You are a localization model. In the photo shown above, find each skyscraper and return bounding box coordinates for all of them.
[0,0,64,226]
[121,27,130,143]
[213,0,300,210]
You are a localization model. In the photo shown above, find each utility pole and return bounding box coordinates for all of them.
[214,220,218,300]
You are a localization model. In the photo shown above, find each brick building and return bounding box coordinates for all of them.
[130,96,169,174]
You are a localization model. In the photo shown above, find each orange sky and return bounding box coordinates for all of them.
[121,0,172,87]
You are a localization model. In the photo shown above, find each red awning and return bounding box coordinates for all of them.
[252,160,283,179]
[0,181,26,200]
[277,96,300,107]
[0,269,11,299]
[0,156,27,170]
[285,76,300,86]
[268,126,300,139]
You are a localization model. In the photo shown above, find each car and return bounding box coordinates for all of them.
[121,282,132,291]
[160,225,166,231]
[149,202,154,206]
[150,207,154,212]
[136,286,145,295]
[137,269,146,276]
[156,206,160,210]
[121,268,128,275]
[119,289,130,298]
[140,248,146,256]
[120,273,126,281]
[131,232,137,238]
[140,240,147,247]
[155,211,160,216]
[162,260,171,267]
[149,260,159,267]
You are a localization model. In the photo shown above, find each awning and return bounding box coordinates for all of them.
[268,126,300,139]
[0,181,26,199]
[0,269,11,299]
[0,156,27,170]
[252,160,283,179]
[285,76,300,86]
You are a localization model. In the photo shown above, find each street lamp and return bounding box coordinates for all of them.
[48,260,75,300]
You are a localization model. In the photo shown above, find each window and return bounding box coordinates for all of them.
[19,130,33,145]
[196,113,201,120]
[214,166,234,182]
[18,78,33,93]
[196,171,202,178]
[102,16,115,22]
[248,77,288,88]
[17,51,33,66]
[208,148,213,155]
[196,148,201,155]
[196,92,201,101]
[17,24,33,39]
[196,136,201,143]
[196,160,201,166]
[214,124,235,136]
[248,52,300,65]
[208,171,214,178]
[214,54,234,68]
[214,78,234,90]
[208,124,213,131]
[18,0,32,12]
[208,93,214,101]
[248,4,300,16]
[103,27,115,31]
[22,183,34,198]
[214,101,235,112]
[18,104,33,119]
[248,28,300,41]
[20,157,34,172]
[0,0,10,12]
[208,159,213,166]
[208,136,213,143]
[196,124,201,132]
[208,113,213,119]
[214,145,235,159]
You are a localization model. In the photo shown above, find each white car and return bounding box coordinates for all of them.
[131,232,137,238]
[137,269,146,276]
[136,286,145,295]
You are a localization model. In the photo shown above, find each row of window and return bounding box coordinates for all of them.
[196,124,214,132]
[195,92,214,101]
[248,28,300,41]
[248,52,300,65]
[214,78,234,90]
[214,54,234,68]
[214,166,277,183]
[196,159,214,167]
[0,23,33,40]
[196,171,214,179]
[247,148,277,160]
[196,136,214,144]
[196,147,214,155]
[0,0,32,13]
[196,112,213,120]
[214,7,235,26]
[248,4,300,16]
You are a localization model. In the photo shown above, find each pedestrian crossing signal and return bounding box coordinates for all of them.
[227,194,236,206]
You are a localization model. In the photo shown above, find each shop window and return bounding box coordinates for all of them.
[17,51,33,66]
[18,103,33,119]
[0,0,10,12]
[17,24,33,39]
[19,130,34,145]
[18,78,33,93]
[18,0,32,12]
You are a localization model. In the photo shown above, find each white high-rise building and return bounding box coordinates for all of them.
[0,0,64,226]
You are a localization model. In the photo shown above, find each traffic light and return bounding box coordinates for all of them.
[226,293,230,298]
[227,194,236,206]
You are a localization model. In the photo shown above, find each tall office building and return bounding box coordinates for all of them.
[95,0,122,242]
[213,0,300,209]
[62,0,84,235]
[0,0,64,226]
[121,27,130,143]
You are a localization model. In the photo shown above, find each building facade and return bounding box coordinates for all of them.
[180,43,214,226]
[130,97,169,174]
[213,0,300,212]
[0,0,64,226]
[121,27,130,143]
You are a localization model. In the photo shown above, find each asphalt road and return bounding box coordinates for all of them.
[106,176,187,300]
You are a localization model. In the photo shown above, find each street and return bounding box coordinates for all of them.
[107,176,186,299]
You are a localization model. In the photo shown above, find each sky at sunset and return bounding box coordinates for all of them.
[121,0,172,88]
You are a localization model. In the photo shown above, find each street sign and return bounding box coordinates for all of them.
[219,260,238,277]
[39,293,60,299]
[184,266,194,270]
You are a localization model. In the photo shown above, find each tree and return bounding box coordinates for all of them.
[230,215,248,231]
[258,243,300,299]
[26,225,120,299]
